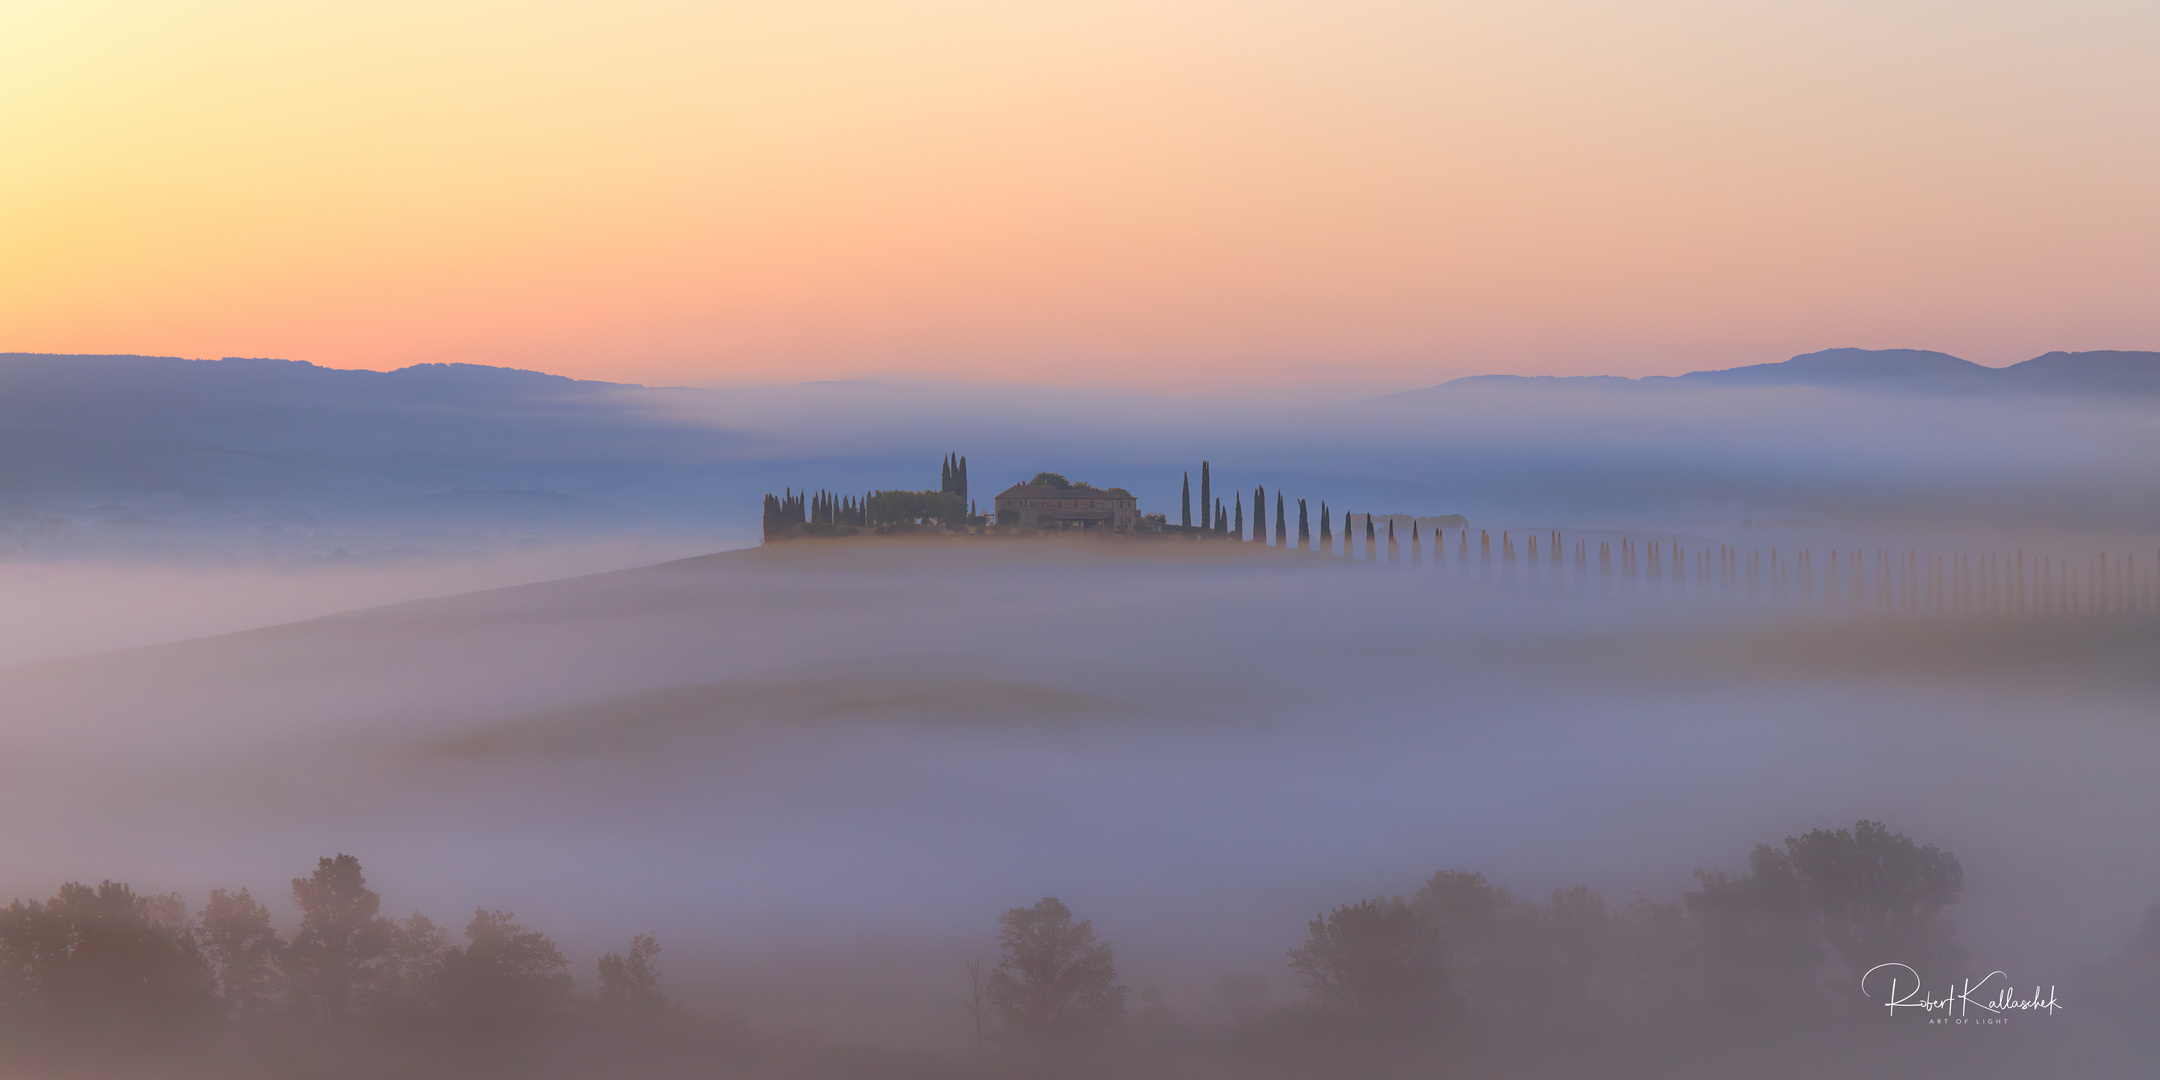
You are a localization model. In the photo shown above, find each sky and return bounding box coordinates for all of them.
[4,0,2157,391]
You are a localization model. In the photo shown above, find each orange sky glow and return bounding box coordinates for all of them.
[4,0,2157,390]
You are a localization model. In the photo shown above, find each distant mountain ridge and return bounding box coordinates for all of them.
[1408,348,2160,397]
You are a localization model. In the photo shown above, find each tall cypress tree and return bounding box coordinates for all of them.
[1297,498,1309,550]
[1215,500,1227,534]
[1200,462,1211,532]
[1275,491,1287,546]
[1234,492,1244,538]
[1181,472,1192,528]
[1411,522,1421,567]
[1320,503,1331,553]
[1192,460,1209,535]
[1387,519,1398,564]
[958,456,968,503]
[1365,514,1376,561]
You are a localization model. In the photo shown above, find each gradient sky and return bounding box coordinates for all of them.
[4,0,2157,390]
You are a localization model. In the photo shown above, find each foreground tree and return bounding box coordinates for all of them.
[432,909,574,1030]
[287,855,393,1021]
[985,898,1126,1043]
[0,881,214,1030]
[1783,819,1964,981]
[1685,820,1960,1014]
[1288,897,1449,1023]
[197,888,283,1018]
[597,933,667,1015]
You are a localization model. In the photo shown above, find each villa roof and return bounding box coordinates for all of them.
[993,483,1135,501]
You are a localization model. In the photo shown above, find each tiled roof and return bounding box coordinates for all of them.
[994,484,1135,501]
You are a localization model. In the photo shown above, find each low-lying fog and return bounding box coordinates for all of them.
[3,539,2152,1061]
[5,363,2158,1075]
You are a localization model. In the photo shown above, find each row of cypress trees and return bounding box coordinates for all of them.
[762,453,970,542]
[1295,514,2160,617]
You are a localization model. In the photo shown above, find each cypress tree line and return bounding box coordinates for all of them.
[936,453,970,503]
[761,488,807,543]
[1276,492,1287,546]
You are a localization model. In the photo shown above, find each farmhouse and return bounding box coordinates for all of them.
[994,478,1143,532]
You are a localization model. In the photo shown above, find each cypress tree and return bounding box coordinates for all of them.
[1234,492,1244,539]
[1365,514,1376,561]
[958,456,968,503]
[1254,486,1264,542]
[1181,473,1192,528]
[1320,503,1332,553]
[1296,497,1308,550]
[941,456,951,495]
[1275,491,1286,546]
[1388,519,1399,565]
[1200,462,1211,533]
[1215,500,1227,534]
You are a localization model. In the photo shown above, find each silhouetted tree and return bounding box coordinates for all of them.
[985,898,1126,1043]
[197,888,283,1018]
[1320,503,1331,552]
[1276,491,1287,546]
[1199,463,1211,536]
[1253,486,1264,543]
[0,881,214,1031]
[1784,820,1964,985]
[1297,498,1309,550]
[367,913,448,1026]
[597,934,667,1015]
[1181,473,1191,528]
[1684,845,1828,1015]
[1287,897,1448,1022]
[287,855,393,1022]
[431,909,573,1031]
[1234,492,1244,539]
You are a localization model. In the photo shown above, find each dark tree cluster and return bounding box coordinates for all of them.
[0,854,667,1070]
[1279,820,1968,1038]
[940,453,969,503]
[762,453,974,542]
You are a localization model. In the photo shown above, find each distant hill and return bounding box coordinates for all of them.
[0,353,743,555]
[1396,348,2160,398]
